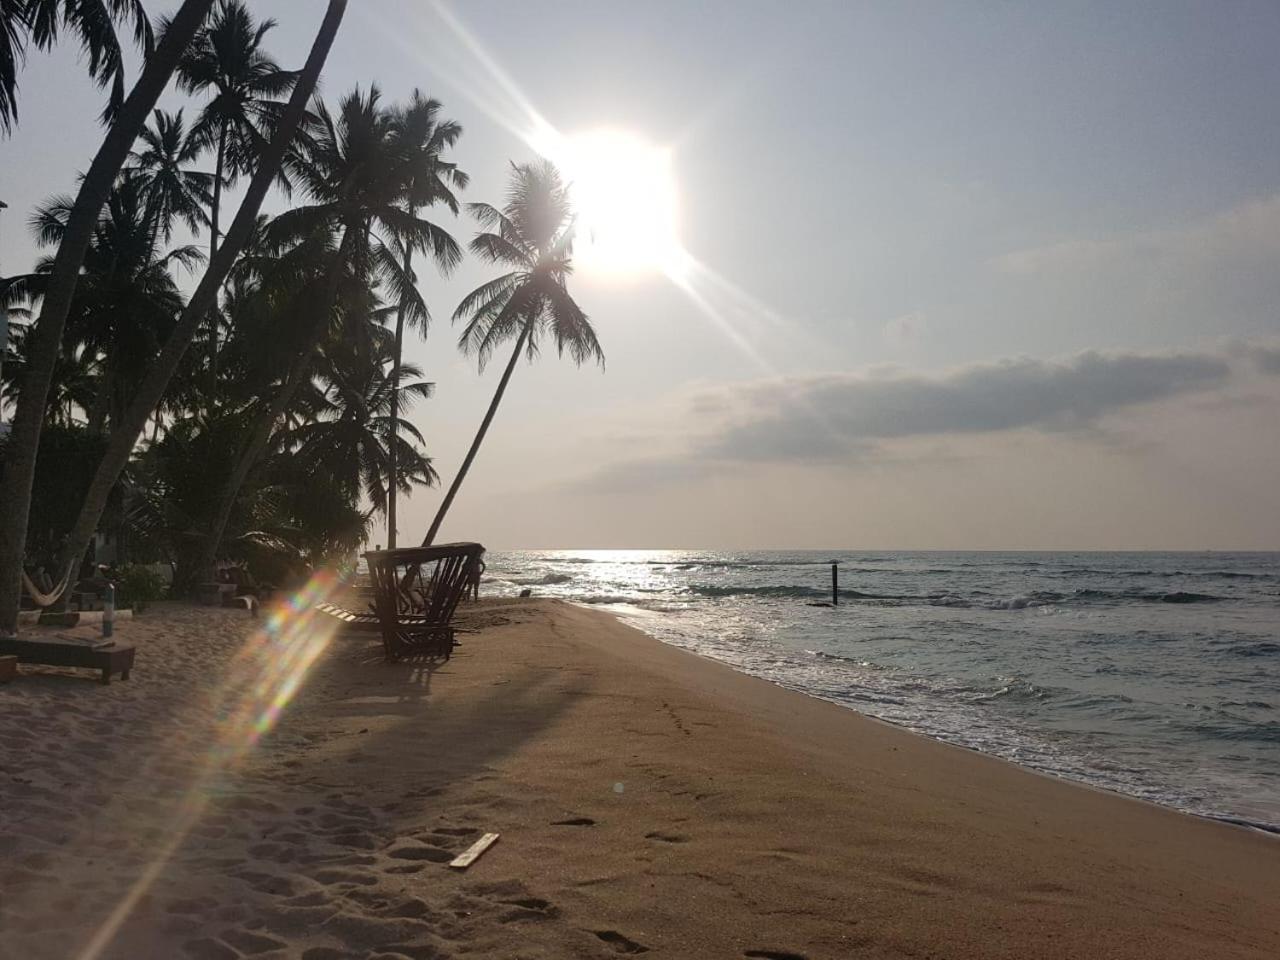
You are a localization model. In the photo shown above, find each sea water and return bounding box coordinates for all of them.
[482,550,1279,831]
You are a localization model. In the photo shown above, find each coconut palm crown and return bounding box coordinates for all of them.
[455,159,603,371]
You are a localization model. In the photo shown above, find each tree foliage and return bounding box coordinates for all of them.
[3,5,598,596]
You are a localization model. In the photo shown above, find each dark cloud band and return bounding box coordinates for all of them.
[701,349,1231,462]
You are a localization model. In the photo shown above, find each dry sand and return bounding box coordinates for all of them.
[1,597,1277,959]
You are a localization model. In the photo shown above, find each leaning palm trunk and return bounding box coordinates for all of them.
[386,238,414,549]
[47,0,350,609]
[423,318,532,546]
[0,0,216,636]
[206,119,228,406]
[190,223,359,586]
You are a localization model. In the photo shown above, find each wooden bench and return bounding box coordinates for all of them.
[0,637,136,684]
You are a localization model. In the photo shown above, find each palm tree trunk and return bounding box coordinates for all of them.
[192,221,358,584]
[146,194,164,260]
[46,0,350,608]
[422,319,532,546]
[206,120,227,405]
[0,0,216,636]
[386,240,414,549]
[210,124,226,263]
[85,355,115,434]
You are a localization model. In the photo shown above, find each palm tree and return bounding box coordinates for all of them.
[384,90,466,547]
[4,0,154,133]
[295,345,438,518]
[23,0,154,122]
[191,84,459,580]
[0,0,215,637]
[38,0,349,619]
[176,0,297,393]
[1,276,98,425]
[125,108,214,253]
[176,0,297,261]
[423,160,603,545]
[30,180,200,432]
[1,0,25,133]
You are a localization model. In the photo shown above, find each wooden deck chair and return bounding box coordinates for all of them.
[363,543,484,662]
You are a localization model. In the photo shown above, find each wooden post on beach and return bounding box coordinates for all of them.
[831,562,839,606]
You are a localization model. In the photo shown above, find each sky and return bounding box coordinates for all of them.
[3,0,1280,550]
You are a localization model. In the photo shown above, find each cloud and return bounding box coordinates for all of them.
[566,344,1258,494]
[991,194,1280,277]
[1256,345,1280,375]
[697,349,1231,462]
[883,311,926,346]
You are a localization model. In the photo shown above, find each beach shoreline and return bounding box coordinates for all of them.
[584,596,1280,839]
[1,597,1277,959]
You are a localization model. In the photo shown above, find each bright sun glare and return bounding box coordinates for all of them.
[536,128,683,278]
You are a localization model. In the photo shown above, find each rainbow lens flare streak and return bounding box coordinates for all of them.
[75,568,345,960]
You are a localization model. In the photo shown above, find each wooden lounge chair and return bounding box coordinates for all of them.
[315,601,381,634]
[0,635,135,684]
[363,543,484,662]
[315,602,454,636]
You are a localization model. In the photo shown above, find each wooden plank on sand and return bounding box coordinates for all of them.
[448,832,499,870]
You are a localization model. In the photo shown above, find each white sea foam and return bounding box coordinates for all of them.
[485,548,1280,830]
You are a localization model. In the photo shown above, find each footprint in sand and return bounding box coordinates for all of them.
[311,867,379,886]
[498,897,559,922]
[165,896,219,916]
[594,930,650,954]
[300,948,350,960]
[645,831,689,844]
[386,840,452,862]
[551,816,595,826]
[429,826,478,838]
[248,841,295,862]
[231,869,297,896]
[383,897,436,919]
[330,831,379,850]
[221,927,287,954]
[183,937,239,960]
[282,891,330,907]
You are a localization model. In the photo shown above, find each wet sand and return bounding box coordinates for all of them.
[1,597,1277,959]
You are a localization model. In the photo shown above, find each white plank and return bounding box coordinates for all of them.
[448,832,499,870]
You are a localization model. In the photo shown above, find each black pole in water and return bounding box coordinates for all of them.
[831,561,838,606]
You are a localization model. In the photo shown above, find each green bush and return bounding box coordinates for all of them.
[114,564,169,612]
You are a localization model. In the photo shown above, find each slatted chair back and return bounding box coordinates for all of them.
[363,543,485,661]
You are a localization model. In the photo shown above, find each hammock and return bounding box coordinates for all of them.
[21,566,73,609]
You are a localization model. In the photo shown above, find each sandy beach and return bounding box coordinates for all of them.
[1,597,1277,959]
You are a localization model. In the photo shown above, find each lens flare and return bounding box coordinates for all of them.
[75,568,344,960]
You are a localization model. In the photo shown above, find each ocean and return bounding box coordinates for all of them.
[481,549,1280,832]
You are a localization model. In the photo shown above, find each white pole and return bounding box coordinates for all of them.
[103,582,115,639]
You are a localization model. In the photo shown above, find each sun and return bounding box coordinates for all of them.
[534,127,683,278]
